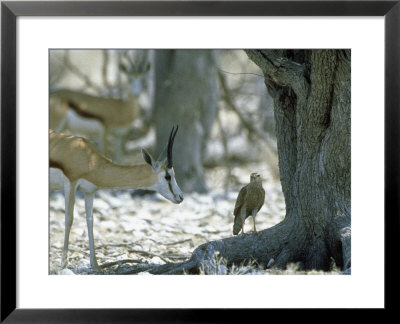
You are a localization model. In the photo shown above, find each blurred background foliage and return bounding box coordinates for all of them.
[49,49,279,194]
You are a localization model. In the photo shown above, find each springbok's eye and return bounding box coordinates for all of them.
[165,173,171,181]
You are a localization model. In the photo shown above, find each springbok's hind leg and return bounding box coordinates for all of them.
[84,192,101,271]
[61,180,76,269]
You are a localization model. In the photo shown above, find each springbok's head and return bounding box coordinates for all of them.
[142,125,184,204]
[119,50,151,97]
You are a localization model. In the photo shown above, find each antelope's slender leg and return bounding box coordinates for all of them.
[84,192,100,271]
[61,180,76,269]
[103,127,110,159]
[97,126,105,152]
[113,136,124,164]
[55,115,68,132]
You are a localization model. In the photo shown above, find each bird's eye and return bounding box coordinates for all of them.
[165,174,171,181]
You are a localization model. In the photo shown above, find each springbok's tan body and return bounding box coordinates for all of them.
[50,129,155,190]
[49,127,183,272]
[50,89,136,129]
[50,90,136,162]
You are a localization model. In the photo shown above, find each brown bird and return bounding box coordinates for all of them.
[233,173,265,235]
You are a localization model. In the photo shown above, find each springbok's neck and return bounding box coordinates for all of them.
[85,162,158,190]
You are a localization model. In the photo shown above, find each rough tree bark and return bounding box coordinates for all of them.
[153,50,218,193]
[122,49,350,275]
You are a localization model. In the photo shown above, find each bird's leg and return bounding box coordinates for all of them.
[252,210,257,233]
[241,220,245,235]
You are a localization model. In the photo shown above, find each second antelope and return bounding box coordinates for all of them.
[50,126,183,272]
[50,50,151,163]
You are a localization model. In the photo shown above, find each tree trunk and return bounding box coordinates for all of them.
[249,49,351,271]
[210,49,350,271]
[153,50,218,193]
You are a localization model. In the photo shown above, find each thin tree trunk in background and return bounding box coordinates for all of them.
[153,50,218,193]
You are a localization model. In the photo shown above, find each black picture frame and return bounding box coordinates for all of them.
[1,1,399,322]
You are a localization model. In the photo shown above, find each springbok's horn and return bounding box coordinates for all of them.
[167,125,178,168]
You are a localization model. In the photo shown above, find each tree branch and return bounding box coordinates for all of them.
[216,109,232,197]
[245,49,309,98]
[218,70,277,153]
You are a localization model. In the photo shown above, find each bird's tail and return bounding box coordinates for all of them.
[233,216,242,235]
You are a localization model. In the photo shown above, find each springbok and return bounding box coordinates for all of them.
[49,50,151,163]
[50,126,183,272]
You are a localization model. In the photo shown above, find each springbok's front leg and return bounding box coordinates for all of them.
[84,192,101,271]
[62,180,77,269]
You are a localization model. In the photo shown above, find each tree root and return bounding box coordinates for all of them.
[106,219,351,275]
[112,223,286,275]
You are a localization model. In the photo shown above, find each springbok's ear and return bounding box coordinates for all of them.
[141,148,154,167]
